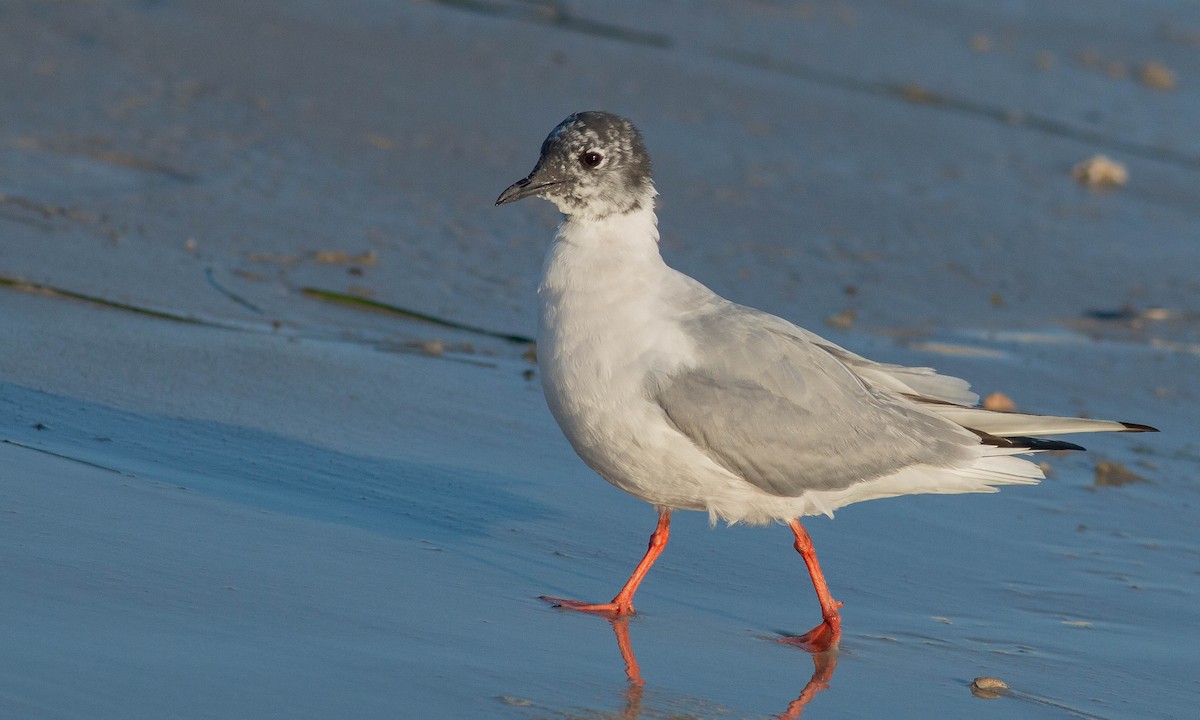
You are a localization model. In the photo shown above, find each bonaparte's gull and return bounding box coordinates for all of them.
[496,111,1155,651]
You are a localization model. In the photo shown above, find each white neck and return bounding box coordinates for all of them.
[537,200,664,305]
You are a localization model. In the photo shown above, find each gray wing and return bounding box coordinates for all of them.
[650,302,979,496]
[784,326,979,406]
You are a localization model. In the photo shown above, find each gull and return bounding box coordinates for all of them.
[495,111,1156,651]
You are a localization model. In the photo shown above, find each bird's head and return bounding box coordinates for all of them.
[496,111,654,219]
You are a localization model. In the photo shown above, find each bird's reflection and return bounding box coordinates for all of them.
[604,618,837,719]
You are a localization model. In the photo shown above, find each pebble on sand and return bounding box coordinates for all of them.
[1094,460,1148,487]
[1138,61,1177,91]
[970,677,1009,699]
[1072,155,1128,188]
[982,391,1015,412]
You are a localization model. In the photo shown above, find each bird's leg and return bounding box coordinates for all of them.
[780,519,843,653]
[542,509,671,617]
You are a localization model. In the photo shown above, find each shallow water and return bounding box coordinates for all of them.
[2,1,1198,718]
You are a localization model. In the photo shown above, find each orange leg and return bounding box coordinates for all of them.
[542,509,671,617]
[780,519,843,653]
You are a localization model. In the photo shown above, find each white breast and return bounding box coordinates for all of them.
[536,207,730,508]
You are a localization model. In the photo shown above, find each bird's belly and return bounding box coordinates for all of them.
[538,323,729,510]
[546,389,718,509]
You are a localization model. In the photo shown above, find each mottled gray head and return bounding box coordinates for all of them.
[495,111,654,218]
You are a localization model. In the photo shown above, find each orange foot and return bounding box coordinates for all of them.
[779,616,842,653]
[540,595,635,617]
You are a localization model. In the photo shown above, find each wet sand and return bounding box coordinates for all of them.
[2,2,1198,718]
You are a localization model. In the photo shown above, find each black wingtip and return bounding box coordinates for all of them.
[973,430,1086,452]
[1011,436,1087,452]
[1120,422,1159,433]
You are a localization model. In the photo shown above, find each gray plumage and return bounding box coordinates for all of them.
[651,301,979,497]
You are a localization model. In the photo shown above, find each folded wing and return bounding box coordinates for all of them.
[652,301,1155,500]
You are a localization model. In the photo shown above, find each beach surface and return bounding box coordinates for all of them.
[2,1,1198,717]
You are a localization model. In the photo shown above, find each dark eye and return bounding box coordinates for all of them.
[579,151,603,168]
